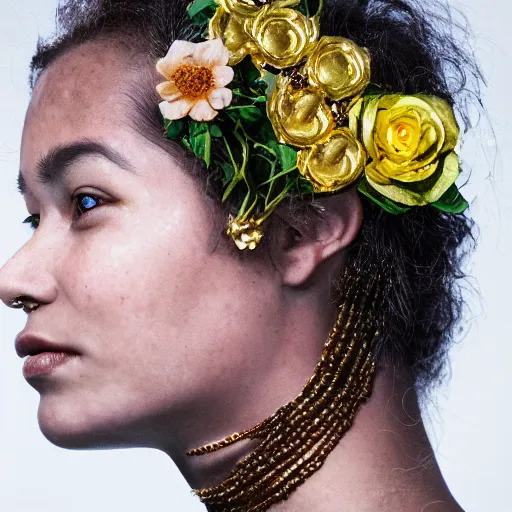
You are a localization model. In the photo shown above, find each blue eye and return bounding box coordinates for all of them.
[76,193,102,217]
[22,193,103,231]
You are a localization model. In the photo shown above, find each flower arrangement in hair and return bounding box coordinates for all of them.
[156,0,468,250]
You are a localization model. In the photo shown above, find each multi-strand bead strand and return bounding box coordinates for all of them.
[189,264,388,511]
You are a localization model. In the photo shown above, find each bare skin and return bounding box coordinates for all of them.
[0,42,463,511]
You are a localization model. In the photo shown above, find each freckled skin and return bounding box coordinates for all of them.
[0,43,294,454]
[0,42,463,512]
[0,40,347,486]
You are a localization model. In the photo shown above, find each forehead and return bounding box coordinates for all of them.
[21,41,149,175]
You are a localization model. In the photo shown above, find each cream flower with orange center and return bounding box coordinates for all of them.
[156,39,235,122]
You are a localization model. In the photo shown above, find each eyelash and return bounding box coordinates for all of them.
[22,193,104,231]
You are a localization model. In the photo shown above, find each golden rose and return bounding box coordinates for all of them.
[219,0,301,16]
[305,36,371,101]
[209,8,257,66]
[248,4,319,69]
[269,74,335,147]
[360,94,459,186]
[217,0,260,17]
[297,128,366,192]
[227,217,263,250]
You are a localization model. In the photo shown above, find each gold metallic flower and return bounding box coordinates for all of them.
[305,36,371,101]
[217,0,260,17]
[249,4,320,68]
[219,0,301,16]
[297,128,366,192]
[269,74,335,147]
[360,94,459,186]
[210,2,317,68]
[209,7,257,65]
[227,217,263,250]
[156,39,234,121]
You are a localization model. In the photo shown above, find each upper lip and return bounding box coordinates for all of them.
[15,333,79,358]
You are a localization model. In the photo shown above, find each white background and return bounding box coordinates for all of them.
[0,1,510,511]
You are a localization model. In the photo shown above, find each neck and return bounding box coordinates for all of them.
[163,267,463,511]
[179,367,463,511]
[268,367,464,511]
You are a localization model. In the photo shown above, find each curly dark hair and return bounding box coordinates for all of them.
[29,0,482,396]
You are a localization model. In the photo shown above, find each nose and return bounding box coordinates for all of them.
[0,234,57,311]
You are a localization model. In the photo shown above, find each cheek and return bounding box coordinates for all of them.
[63,210,208,337]
[57,194,240,390]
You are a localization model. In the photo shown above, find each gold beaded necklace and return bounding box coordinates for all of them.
[188,263,388,511]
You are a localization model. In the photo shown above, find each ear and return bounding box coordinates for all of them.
[272,187,363,287]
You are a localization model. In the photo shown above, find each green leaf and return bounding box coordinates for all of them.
[239,105,263,122]
[164,119,185,140]
[272,142,297,171]
[225,108,241,123]
[363,84,387,96]
[189,121,211,166]
[187,0,218,25]
[431,184,469,214]
[297,177,314,195]
[226,105,263,122]
[210,124,223,138]
[297,0,322,17]
[296,0,311,17]
[257,119,278,145]
[204,128,212,168]
[232,89,267,103]
[220,162,235,184]
[358,179,411,215]
[182,137,193,152]
[238,57,264,89]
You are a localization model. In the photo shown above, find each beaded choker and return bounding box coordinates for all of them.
[187,263,388,511]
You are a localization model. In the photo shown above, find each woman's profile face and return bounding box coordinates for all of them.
[0,42,284,453]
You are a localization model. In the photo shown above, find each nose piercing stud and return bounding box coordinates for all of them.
[8,297,40,313]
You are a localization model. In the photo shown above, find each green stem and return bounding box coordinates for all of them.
[224,136,238,173]
[204,126,211,168]
[227,123,251,214]
[265,162,278,207]
[239,196,259,221]
[257,180,297,225]
[255,154,275,167]
[238,190,252,218]
[232,90,267,103]
[253,142,277,157]
[222,136,242,203]
[259,165,298,186]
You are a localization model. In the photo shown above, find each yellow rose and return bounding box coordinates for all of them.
[364,152,461,206]
[305,36,371,101]
[268,74,335,147]
[356,94,460,205]
[248,4,319,69]
[297,128,366,192]
[361,94,459,184]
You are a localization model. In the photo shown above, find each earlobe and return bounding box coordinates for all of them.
[275,188,363,287]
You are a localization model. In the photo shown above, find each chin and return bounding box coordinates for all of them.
[36,399,134,450]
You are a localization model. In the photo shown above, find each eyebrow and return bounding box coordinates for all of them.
[17,139,135,196]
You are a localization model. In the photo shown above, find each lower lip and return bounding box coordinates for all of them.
[22,352,76,378]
